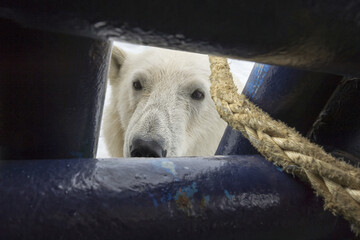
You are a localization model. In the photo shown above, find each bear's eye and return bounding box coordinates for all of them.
[191,89,204,100]
[133,80,143,91]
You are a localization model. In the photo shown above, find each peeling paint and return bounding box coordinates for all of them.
[176,193,192,215]
[175,182,198,216]
[224,190,235,200]
[176,182,198,199]
[160,192,173,203]
[200,195,210,209]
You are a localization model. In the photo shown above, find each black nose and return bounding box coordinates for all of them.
[130,139,167,158]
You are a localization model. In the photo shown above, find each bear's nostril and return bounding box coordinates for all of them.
[130,139,166,158]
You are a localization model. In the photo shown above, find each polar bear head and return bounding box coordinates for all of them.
[103,46,227,158]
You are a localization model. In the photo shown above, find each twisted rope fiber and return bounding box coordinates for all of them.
[209,56,360,236]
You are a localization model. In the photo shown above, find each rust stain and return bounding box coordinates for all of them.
[175,188,193,216]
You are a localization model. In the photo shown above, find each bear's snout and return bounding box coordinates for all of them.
[130,138,167,158]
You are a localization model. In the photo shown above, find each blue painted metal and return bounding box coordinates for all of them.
[216,64,341,155]
[0,19,111,159]
[2,1,360,75]
[309,78,360,166]
[0,4,357,239]
[0,155,352,239]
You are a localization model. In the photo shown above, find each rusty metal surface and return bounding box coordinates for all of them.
[0,155,352,239]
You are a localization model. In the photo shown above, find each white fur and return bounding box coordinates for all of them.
[103,46,242,157]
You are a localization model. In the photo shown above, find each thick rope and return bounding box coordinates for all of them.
[209,56,360,236]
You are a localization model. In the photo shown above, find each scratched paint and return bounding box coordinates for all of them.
[160,192,173,203]
[150,182,212,213]
[245,64,271,101]
[224,190,235,200]
[175,182,198,216]
[200,195,210,209]
[176,193,193,215]
[176,182,198,199]
[0,156,351,238]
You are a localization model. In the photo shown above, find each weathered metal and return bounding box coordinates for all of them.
[309,78,360,166]
[1,1,360,75]
[0,19,111,159]
[216,64,341,155]
[0,155,352,239]
[0,2,358,239]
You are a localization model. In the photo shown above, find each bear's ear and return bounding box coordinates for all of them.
[108,46,126,85]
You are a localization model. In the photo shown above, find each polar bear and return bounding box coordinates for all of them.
[103,46,241,157]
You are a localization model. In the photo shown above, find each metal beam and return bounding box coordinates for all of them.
[216,64,341,155]
[0,19,111,159]
[1,1,360,75]
[0,155,352,239]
